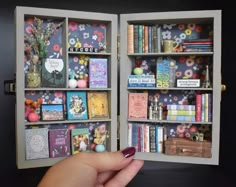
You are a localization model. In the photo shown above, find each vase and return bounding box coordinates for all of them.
[26,64,41,88]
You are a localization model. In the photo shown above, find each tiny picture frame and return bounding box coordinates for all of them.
[41,104,64,121]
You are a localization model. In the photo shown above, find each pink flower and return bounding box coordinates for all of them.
[69,21,78,31]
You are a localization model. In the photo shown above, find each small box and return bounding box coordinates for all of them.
[164,138,211,158]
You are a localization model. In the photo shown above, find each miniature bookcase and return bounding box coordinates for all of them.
[120,10,221,165]
[15,6,117,169]
[15,6,221,169]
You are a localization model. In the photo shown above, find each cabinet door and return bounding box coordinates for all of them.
[15,6,117,169]
[120,10,221,165]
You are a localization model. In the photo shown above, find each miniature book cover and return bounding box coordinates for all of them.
[87,92,109,119]
[25,128,49,160]
[128,92,148,119]
[48,129,71,158]
[71,128,89,155]
[41,58,66,87]
[66,91,88,120]
[156,58,170,88]
[89,58,108,88]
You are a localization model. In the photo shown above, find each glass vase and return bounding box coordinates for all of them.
[26,64,41,88]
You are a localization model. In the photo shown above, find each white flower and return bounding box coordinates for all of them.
[92,35,98,40]
[162,30,171,39]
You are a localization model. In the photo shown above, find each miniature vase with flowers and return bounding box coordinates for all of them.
[25,17,63,88]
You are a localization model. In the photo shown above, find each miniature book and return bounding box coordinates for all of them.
[48,129,71,158]
[25,128,49,160]
[66,91,88,120]
[41,58,66,87]
[71,128,89,155]
[128,92,148,119]
[87,92,109,119]
[89,58,108,88]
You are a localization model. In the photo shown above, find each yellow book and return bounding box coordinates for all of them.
[87,92,109,119]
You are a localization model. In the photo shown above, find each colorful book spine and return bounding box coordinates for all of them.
[166,115,196,122]
[201,94,205,122]
[152,25,157,53]
[195,94,202,122]
[128,123,132,147]
[157,26,161,53]
[148,26,152,53]
[138,25,143,53]
[127,24,134,53]
[167,104,195,111]
[204,93,209,122]
[134,25,139,53]
[168,110,196,116]
[144,25,148,53]
[149,125,156,153]
[208,93,212,122]
[157,126,164,153]
[131,124,138,151]
[144,125,150,152]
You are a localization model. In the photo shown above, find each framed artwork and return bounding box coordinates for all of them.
[41,104,64,121]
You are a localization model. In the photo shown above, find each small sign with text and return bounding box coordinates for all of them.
[177,79,200,88]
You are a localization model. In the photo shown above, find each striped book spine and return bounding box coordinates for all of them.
[168,110,195,116]
[167,104,196,111]
[149,125,156,152]
[166,115,196,122]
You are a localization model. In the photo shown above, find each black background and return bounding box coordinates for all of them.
[1,0,236,186]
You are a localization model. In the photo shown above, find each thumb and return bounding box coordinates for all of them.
[74,146,136,172]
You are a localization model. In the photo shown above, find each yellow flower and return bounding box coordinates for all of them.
[185,29,192,35]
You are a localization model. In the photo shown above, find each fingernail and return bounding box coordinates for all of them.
[122,147,136,158]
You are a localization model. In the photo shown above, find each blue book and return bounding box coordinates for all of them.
[66,91,88,120]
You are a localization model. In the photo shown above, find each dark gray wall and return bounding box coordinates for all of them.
[1,0,236,186]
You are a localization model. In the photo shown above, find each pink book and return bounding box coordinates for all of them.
[128,93,148,119]
[196,94,202,122]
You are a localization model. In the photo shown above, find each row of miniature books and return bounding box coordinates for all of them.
[127,24,161,53]
[128,92,212,123]
[40,57,108,89]
[182,39,213,52]
[29,91,109,122]
[196,93,212,122]
[128,123,165,153]
[166,104,196,122]
[25,123,107,160]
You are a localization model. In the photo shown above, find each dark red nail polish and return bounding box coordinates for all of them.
[122,147,136,158]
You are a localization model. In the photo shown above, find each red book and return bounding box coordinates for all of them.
[196,94,202,122]
[128,93,148,119]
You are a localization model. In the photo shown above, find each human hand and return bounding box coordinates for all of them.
[38,147,144,187]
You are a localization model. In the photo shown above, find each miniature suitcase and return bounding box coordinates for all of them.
[164,138,212,158]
